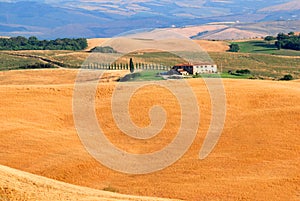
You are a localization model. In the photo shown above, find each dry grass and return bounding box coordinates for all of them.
[86,38,229,53]
[86,38,109,51]
[166,25,228,38]
[0,165,178,201]
[0,69,299,200]
[194,40,229,52]
[202,28,265,40]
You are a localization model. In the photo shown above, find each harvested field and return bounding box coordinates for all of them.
[87,38,109,51]
[194,40,229,52]
[0,69,299,200]
[86,38,229,53]
[0,165,178,201]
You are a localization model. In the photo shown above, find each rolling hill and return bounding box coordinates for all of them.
[259,0,300,12]
[0,0,299,38]
[0,164,177,201]
[171,20,300,40]
[0,69,299,200]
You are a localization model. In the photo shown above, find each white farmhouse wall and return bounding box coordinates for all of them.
[193,64,217,74]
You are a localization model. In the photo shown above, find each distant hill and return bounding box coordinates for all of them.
[259,0,300,12]
[0,0,299,38]
[197,28,265,40]
[172,21,300,40]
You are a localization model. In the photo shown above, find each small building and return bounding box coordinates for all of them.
[172,64,194,75]
[172,63,218,75]
[177,68,189,76]
[193,63,218,74]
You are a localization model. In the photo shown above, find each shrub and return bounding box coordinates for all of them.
[264,36,276,41]
[19,63,55,69]
[280,74,293,81]
[236,69,251,74]
[229,43,240,52]
[90,46,117,53]
[119,72,141,82]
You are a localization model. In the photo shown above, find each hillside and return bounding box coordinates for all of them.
[86,38,230,53]
[194,40,230,52]
[175,21,300,40]
[259,0,300,12]
[0,165,177,201]
[86,38,108,51]
[0,0,299,38]
[0,69,299,200]
[1,41,299,80]
[198,28,265,40]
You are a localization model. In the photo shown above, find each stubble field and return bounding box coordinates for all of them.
[0,69,299,200]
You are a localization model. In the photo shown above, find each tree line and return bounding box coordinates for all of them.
[0,36,88,50]
[265,32,300,51]
[85,61,169,71]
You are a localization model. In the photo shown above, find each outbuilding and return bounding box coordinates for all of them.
[172,63,218,75]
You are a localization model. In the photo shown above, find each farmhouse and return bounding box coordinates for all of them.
[172,63,218,75]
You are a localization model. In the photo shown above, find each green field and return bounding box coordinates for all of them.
[235,40,300,56]
[0,52,42,71]
[196,73,253,79]
[1,47,300,80]
[6,50,73,57]
[209,52,300,79]
[0,51,87,69]
[120,71,253,82]
[120,71,164,82]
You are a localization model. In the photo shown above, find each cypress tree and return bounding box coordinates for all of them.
[129,58,134,73]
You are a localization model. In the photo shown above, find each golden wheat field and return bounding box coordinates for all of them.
[87,38,230,53]
[0,69,299,200]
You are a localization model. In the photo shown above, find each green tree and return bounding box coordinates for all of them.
[0,36,87,50]
[280,74,293,81]
[229,43,240,52]
[28,36,38,46]
[129,58,134,73]
[275,41,283,50]
[264,36,276,41]
[277,33,289,41]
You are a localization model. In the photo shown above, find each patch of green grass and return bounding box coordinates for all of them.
[193,73,252,79]
[237,40,276,53]
[120,70,164,82]
[124,71,253,81]
[220,73,253,79]
[0,52,42,70]
[8,50,74,57]
[2,48,300,80]
[236,40,300,56]
[137,70,165,81]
